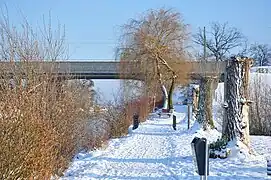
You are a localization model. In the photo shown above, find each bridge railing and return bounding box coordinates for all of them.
[54,62,119,74]
[0,61,120,73]
[0,60,227,79]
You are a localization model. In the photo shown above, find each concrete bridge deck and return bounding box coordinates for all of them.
[0,60,227,80]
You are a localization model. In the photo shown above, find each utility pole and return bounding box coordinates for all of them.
[203,26,207,61]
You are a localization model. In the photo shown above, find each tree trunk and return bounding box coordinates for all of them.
[155,57,169,110]
[156,55,176,112]
[161,85,168,110]
[167,76,175,111]
[197,76,216,130]
[222,57,252,147]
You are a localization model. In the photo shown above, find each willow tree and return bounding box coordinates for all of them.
[117,8,191,111]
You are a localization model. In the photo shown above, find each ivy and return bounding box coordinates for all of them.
[209,137,231,159]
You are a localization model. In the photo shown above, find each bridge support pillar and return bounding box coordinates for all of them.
[197,76,217,130]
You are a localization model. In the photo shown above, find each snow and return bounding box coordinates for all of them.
[58,75,271,179]
[59,103,271,180]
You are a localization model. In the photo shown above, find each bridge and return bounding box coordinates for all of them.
[0,60,227,80]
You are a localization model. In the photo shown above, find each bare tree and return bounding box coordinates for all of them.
[117,8,191,111]
[194,22,245,61]
[236,39,250,57]
[249,43,271,66]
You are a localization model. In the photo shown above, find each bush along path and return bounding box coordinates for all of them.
[59,105,271,180]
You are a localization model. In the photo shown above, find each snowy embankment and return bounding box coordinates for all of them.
[59,103,271,180]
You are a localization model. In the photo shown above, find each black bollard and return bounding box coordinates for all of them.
[172,115,176,130]
[191,137,210,179]
[268,159,271,176]
[132,113,139,130]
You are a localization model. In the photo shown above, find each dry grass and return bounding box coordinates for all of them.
[0,69,151,179]
[0,63,95,179]
[0,64,148,179]
[102,91,152,139]
[0,10,101,178]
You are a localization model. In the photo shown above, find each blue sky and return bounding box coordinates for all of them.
[2,0,271,60]
[1,0,270,101]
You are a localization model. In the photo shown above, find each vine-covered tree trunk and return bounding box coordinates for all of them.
[222,57,253,147]
[197,76,216,130]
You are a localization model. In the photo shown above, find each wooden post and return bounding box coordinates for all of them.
[173,115,176,130]
[267,159,271,176]
[153,95,156,112]
[203,26,207,61]
[132,113,139,130]
[188,104,191,129]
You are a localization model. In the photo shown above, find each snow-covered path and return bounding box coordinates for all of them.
[60,105,271,180]
[62,106,195,179]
